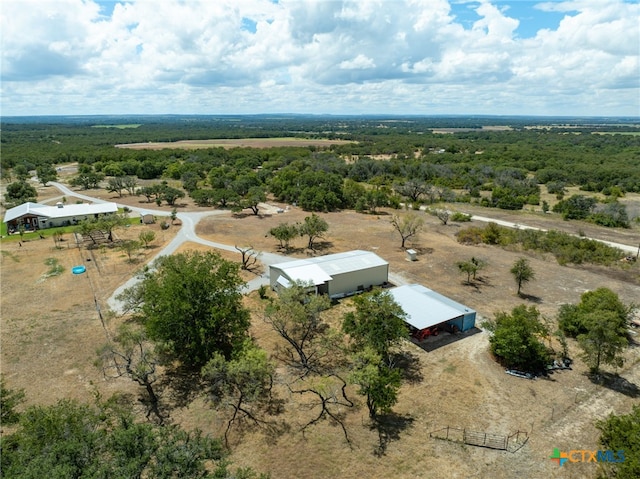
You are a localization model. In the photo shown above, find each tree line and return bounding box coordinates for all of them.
[3,118,639,225]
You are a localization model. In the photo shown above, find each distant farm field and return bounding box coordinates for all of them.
[592,131,640,136]
[115,137,355,150]
[91,124,142,129]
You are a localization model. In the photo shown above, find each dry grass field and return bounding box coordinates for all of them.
[2,180,639,479]
[115,138,355,150]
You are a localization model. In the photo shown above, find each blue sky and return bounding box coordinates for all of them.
[449,1,567,38]
[1,0,638,116]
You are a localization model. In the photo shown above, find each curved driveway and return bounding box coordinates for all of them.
[50,183,638,313]
[50,182,290,312]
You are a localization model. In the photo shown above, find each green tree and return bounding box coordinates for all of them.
[202,344,276,444]
[299,213,329,250]
[342,290,408,361]
[390,213,424,249]
[76,217,102,245]
[97,212,129,242]
[577,310,628,375]
[122,251,250,368]
[596,405,640,479]
[483,305,550,371]
[236,186,267,215]
[590,201,629,228]
[394,179,430,203]
[4,180,37,206]
[119,239,142,262]
[558,288,630,338]
[510,257,535,296]
[70,166,104,189]
[138,229,156,248]
[190,189,217,206]
[342,179,367,209]
[170,207,178,224]
[269,222,299,250]
[349,347,402,420]
[264,281,332,371]
[106,176,127,197]
[434,209,450,225]
[35,164,57,186]
[13,164,30,181]
[139,184,162,203]
[0,399,260,478]
[211,188,240,208]
[456,257,486,284]
[0,376,25,425]
[160,186,185,206]
[552,194,597,220]
[123,175,138,195]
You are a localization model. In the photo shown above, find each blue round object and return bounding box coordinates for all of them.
[72,265,86,274]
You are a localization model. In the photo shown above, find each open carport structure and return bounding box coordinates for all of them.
[389,284,476,341]
[269,250,389,299]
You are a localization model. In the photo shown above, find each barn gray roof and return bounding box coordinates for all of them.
[271,250,388,285]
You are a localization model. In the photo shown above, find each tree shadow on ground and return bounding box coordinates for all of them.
[463,276,494,293]
[371,413,415,457]
[307,241,334,253]
[589,372,639,398]
[158,365,204,413]
[518,292,542,303]
[412,327,483,353]
[391,350,423,384]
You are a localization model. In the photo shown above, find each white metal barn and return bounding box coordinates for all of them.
[269,250,389,299]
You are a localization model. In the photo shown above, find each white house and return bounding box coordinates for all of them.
[269,250,389,299]
[3,201,119,233]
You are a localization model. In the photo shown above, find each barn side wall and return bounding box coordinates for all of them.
[328,264,388,298]
[269,266,287,290]
[461,312,476,331]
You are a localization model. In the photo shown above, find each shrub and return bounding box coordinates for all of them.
[450,212,471,222]
[455,226,484,244]
[483,305,550,372]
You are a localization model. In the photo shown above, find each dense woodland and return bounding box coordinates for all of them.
[2,116,640,228]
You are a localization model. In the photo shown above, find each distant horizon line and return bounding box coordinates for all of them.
[2,113,639,120]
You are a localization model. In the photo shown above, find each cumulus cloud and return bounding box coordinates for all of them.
[0,0,638,115]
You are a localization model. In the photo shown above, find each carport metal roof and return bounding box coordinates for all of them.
[389,284,474,330]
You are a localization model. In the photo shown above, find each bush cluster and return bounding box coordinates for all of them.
[455,223,626,265]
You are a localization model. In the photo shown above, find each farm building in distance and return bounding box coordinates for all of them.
[389,284,476,340]
[3,201,119,233]
[269,250,389,299]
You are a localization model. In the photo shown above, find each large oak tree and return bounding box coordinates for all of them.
[123,251,250,368]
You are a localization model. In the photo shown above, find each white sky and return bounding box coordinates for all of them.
[1,0,638,116]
